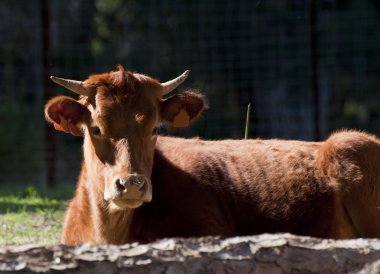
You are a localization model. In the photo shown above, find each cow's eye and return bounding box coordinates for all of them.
[91,126,101,136]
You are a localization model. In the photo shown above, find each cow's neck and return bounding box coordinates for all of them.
[85,184,134,244]
[82,148,135,245]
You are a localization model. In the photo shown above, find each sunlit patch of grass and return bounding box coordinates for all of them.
[0,211,65,245]
[0,186,71,245]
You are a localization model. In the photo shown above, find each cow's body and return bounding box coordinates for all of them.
[61,132,380,244]
[45,66,380,245]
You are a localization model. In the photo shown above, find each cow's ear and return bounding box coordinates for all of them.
[44,96,89,136]
[160,91,206,128]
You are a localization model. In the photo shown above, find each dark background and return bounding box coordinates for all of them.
[1,0,380,187]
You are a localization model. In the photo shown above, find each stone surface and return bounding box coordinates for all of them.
[1,234,380,273]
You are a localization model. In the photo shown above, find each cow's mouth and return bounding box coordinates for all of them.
[111,198,144,209]
[111,191,152,210]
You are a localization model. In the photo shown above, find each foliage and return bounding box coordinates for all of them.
[0,94,43,183]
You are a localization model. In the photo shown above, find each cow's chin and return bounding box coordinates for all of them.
[110,198,144,210]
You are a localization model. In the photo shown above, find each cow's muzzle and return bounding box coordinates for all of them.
[106,174,152,209]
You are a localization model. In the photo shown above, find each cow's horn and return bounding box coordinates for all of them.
[50,76,89,96]
[161,70,190,95]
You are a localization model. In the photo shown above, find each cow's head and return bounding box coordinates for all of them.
[45,66,205,210]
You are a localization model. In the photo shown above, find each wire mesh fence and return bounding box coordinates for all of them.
[1,0,380,186]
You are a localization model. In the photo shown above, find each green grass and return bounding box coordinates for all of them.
[0,186,72,245]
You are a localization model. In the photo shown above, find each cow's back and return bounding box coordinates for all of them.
[129,136,336,241]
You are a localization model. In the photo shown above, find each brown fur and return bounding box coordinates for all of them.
[45,67,380,245]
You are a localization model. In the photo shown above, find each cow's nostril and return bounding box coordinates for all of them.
[115,179,126,192]
[135,176,146,186]
[138,183,147,192]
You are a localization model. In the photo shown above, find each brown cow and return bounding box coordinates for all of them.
[45,66,380,245]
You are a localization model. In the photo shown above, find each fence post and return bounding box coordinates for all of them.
[310,0,320,141]
[41,0,56,187]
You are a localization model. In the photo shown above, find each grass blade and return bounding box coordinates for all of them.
[245,102,251,140]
